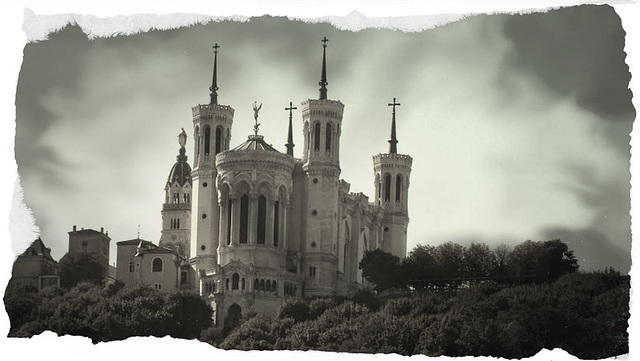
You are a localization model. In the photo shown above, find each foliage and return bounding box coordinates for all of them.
[207,270,627,359]
[58,252,104,289]
[359,249,404,291]
[5,282,212,343]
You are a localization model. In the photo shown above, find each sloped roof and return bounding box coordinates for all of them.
[231,135,279,152]
[20,237,55,262]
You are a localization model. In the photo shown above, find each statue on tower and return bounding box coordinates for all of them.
[178,128,187,148]
[252,102,262,135]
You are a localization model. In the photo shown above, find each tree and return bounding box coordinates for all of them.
[404,244,438,290]
[463,242,497,284]
[508,239,579,284]
[58,252,104,288]
[434,242,466,289]
[359,249,404,292]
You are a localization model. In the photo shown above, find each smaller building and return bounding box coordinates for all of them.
[68,225,111,282]
[8,238,59,291]
[116,238,183,292]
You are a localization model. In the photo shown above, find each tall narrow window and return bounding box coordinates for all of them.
[257,195,266,244]
[384,174,391,202]
[239,195,249,243]
[204,126,211,155]
[314,123,321,151]
[215,127,222,154]
[396,174,402,202]
[232,273,239,290]
[152,258,163,272]
[128,261,134,273]
[326,123,332,151]
[195,128,200,155]
[227,199,232,245]
[273,201,279,247]
[177,218,180,229]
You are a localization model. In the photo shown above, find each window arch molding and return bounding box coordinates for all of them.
[152,257,163,272]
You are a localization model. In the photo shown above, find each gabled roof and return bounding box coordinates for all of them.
[20,237,56,262]
[117,238,155,246]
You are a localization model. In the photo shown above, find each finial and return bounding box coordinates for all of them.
[388,97,401,154]
[285,101,297,156]
[137,224,140,239]
[319,37,329,100]
[252,101,262,135]
[209,43,220,105]
[177,128,188,161]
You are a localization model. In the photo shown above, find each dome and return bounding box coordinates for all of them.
[231,135,279,152]
[167,148,192,186]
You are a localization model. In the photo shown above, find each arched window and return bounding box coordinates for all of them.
[396,174,402,202]
[257,195,267,244]
[226,279,229,290]
[326,123,332,151]
[271,280,277,293]
[260,279,265,291]
[314,123,321,151]
[195,127,200,155]
[266,280,271,293]
[273,201,279,247]
[254,279,259,291]
[215,126,222,154]
[177,218,180,229]
[239,195,249,243]
[204,126,211,155]
[384,173,391,202]
[227,199,232,245]
[128,261,134,273]
[232,273,239,290]
[241,278,245,290]
[152,258,163,272]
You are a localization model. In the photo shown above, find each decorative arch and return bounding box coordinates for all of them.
[314,122,321,151]
[325,122,332,151]
[232,273,240,290]
[152,257,163,272]
[384,173,391,202]
[395,174,403,202]
[204,126,211,155]
[215,126,222,155]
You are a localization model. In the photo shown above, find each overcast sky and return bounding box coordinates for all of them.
[11,4,635,273]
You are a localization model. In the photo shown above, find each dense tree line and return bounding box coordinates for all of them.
[4,281,213,343]
[199,270,628,359]
[360,239,579,291]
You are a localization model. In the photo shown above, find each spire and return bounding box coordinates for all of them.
[285,101,297,156]
[388,97,401,154]
[319,37,329,100]
[209,43,220,105]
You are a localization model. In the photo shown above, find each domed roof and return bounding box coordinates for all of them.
[167,148,192,186]
[231,135,279,152]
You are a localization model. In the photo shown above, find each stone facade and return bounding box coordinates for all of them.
[8,238,59,291]
[68,226,111,282]
[181,42,413,327]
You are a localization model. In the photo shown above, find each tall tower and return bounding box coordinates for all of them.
[373,98,412,258]
[301,37,345,296]
[159,129,192,258]
[190,43,235,275]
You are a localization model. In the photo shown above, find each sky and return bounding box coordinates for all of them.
[9,4,636,276]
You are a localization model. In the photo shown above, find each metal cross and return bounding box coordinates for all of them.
[285,102,297,119]
[388,97,401,113]
[321,36,329,48]
[212,43,220,53]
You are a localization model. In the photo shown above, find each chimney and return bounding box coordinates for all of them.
[73,225,76,232]
[101,227,104,234]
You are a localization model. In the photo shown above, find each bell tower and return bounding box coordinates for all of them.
[302,37,344,296]
[373,98,412,258]
[159,129,192,259]
[190,43,235,275]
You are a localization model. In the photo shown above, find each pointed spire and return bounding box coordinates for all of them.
[285,101,297,156]
[319,37,329,100]
[209,43,220,105]
[388,98,401,154]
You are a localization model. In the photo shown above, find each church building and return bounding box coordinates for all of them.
[156,38,413,327]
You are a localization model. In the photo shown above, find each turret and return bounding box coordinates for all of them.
[373,98,412,258]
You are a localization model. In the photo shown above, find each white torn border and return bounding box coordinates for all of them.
[1,1,637,361]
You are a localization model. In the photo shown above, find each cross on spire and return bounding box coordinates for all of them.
[388,97,401,154]
[319,37,329,100]
[285,101,297,156]
[209,43,220,105]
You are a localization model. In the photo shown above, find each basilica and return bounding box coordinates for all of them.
[135,39,413,327]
